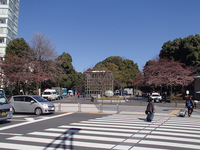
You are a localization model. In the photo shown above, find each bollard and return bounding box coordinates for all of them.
[99,103,103,113]
[78,103,81,112]
[99,104,101,113]
[58,103,61,111]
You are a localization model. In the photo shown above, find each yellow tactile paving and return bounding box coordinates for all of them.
[167,109,180,116]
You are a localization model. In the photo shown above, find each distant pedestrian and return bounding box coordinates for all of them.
[78,93,80,98]
[186,96,195,117]
[124,95,128,102]
[91,96,94,102]
[137,92,139,98]
[145,99,155,122]
[164,92,167,103]
[83,93,86,100]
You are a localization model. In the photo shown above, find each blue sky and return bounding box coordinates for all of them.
[17,0,200,72]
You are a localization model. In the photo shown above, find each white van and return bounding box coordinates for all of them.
[68,90,74,96]
[42,89,57,101]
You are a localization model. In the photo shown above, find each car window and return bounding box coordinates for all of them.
[13,96,24,101]
[43,92,51,95]
[32,96,48,102]
[25,97,34,102]
[0,90,5,95]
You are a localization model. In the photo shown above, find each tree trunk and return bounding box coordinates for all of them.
[170,85,173,100]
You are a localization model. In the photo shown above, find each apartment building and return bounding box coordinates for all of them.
[0,0,19,60]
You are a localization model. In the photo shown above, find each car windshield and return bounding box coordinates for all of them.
[0,94,8,105]
[43,92,51,95]
[32,96,48,102]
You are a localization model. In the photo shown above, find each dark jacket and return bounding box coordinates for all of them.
[186,99,194,108]
[146,101,155,113]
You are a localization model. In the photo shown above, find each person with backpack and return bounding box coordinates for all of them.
[186,96,195,117]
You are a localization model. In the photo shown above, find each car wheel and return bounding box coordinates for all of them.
[35,108,42,115]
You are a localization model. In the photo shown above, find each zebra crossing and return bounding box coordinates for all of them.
[1,114,200,150]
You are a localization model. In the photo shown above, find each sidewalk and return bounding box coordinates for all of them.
[54,103,200,118]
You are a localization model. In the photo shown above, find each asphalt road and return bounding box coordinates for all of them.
[1,112,200,150]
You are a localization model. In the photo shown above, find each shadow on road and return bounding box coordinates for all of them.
[44,128,81,150]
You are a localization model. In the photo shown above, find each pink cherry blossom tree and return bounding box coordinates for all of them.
[143,58,195,99]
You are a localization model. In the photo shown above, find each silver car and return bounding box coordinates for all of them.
[0,94,13,122]
[9,95,55,115]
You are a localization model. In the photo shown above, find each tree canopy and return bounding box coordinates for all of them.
[55,52,80,90]
[5,38,30,57]
[159,34,200,67]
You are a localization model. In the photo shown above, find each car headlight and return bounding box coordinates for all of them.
[9,107,13,112]
[42,104,48,108]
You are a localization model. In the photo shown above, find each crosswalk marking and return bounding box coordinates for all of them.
[130,146,170,150]
[29,131,125,142]
[59,125,140,132]
[156,127,200,133]
[45,128,133,137]
[152,131,200,138]
[1,114,200,150]
[71,122,146,129]
[0,142,68,150]
[8,136,115,149]
[80,120,149,127]
[146,135,200,143]
[139,140,200,149]
[160,125,200,130]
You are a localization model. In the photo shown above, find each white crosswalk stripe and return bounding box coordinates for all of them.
[1,114,200,149]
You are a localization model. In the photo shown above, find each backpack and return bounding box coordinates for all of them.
[186,100,192,107]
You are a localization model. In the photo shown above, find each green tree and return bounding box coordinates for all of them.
[159,34,200,68]
[5,38,30,56]
[56,52,80,90]
[91,56,139,90]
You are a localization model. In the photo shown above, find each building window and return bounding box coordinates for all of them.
[0,19,6,23]
[0,1,7,5]
[0,38,4,43]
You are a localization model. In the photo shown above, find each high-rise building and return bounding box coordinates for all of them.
[0,0,19,60]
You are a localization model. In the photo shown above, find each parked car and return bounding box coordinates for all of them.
[150,92,162,103]
[0,94,13,122]
[9,95,55,115]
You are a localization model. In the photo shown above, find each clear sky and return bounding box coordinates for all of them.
[17,0,200,72]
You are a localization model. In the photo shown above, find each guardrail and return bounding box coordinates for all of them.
[54,103,123,114]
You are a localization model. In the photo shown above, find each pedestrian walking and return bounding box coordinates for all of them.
[136,92,139,98]
[124,95,128,102]
[83,93,86,100]
[164,92,167,103]
[91,96,94,102]
[186,96,195,117]
[78,93,80,98]
[145,98,155,122]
